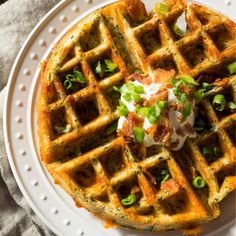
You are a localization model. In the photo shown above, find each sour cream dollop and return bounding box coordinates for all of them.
[117,72,196,151]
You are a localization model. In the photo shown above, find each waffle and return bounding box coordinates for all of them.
[37,0,236,232]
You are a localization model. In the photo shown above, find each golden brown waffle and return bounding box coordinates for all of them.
[37,0,236,232]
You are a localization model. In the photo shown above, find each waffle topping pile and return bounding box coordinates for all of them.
[116,69,198,150]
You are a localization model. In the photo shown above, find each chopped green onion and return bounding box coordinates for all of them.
[121,83,136,93]
[181,75,199,85]
[148,115,158,124]
[157,3,169,15]
[104,59,118,72]
[121,194,137,207]
[192,176,205,189]
[195,89,206,100]
[202,82,212,91]
[179,93,188,103]
[173,87,179,96]
[72,71,87,84]
[202,146,213,157]
[213,94,226,111]
[181,103,192,119]
[227,101,236,110]
[117,100,129,116]
[227,61,236,75]
[123,93,132,102]
[136,107,149,117]
[194,118,207,131]
[133,127,145,143]
[113,85,120,93]
[132,93,142,103]
[135,85,145,94]
[173,24,184,36]
[63,79,72,90]
[157,101,168,110]
[95,61,105,78]
[105,122,118,136]
[160,169,170,184]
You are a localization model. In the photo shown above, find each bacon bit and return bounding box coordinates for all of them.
[129,112,144,126]
[144,88,168,106]
[179,84,192,95]
[161,178,181,194]
[153,125,172,144]
[176,127,185,136]
[169,101,184,111]
[182,226,202,235]
[190,166,197,179]
[169,141,179,149]
[66,95,75,105]
[124,0,148,20]
[212,78,229,87]
[129,73,152,85]
[131,185,141,194]
[154,68,176,84]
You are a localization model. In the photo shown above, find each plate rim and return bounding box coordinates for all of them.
[3,0,236,235]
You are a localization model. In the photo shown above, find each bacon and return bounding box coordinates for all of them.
[129,72,152,85]
[66,95,75,105]
[161,178,181,194]
[169,101,184,111]
[153,125,172,144]
[190,166,197,179]
[124,0,148,20]
[179,84,192,95]
[212,78,229,87]
[131,185,141,194]
[144,88,168,106]
[154,68,176,84]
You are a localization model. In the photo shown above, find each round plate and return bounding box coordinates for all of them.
[3,0,236,235]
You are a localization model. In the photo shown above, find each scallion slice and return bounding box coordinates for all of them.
[192,176,205,189]
[121,194,137,207]
[212,94,226,111]
[133,127,145,143]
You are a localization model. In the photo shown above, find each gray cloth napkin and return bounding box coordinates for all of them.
[0,0,60,235]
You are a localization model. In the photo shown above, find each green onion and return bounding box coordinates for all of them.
[179,93,188,103]
[202,82,212,91]
[173,87,179,96]
[192,176,205,189]
[212,94,226,111]
[157,101,168,110]
[227,61,236,75]
[104,59,118,72]
[132,93,142,103]
[181,103,192,118]
[136,107,149,117]
[194,118,207,131]
[213,147,221,157]
[133,127,145,143]
[72,71,87,84]
[202,146,213,157]
[121,194,137,207]
[113,85,120,93]
[63,79,72,90]
[135,85,145,94]
[123,93,132,102]
[95,61,105,78]
[160,169,170,184]
[173,24,184,36]
[147,115,158,124]
[105,122,118,136]
[121,83,136,93]
[157,3,169,15]
[227,101,236,110]
[195,89,206,100]
[181,75,199,85]
[117,100,129,116]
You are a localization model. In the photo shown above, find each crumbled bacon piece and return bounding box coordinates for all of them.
[154,68,176,84]
[66,95,75,105]
[161,178,181,194]
[212,78,229,87]
[129,73,152,85]
[179,84,192,95]
[169,101,184,111]
[144,88,168,106]
[190,166,197,179]
[176,127,185,136]
[131,185,141,194]
[153,125,172,144]
[124,0,148,20]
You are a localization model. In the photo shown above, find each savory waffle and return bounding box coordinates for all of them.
[37,0,236,232]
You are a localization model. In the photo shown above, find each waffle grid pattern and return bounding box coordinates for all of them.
[37,0,236,231]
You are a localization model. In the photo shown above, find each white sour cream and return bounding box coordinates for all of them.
[117,80,196,151]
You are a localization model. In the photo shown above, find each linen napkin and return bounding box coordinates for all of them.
[0,0,59,235]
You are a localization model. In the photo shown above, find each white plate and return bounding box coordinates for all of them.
[3,0,236,235]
